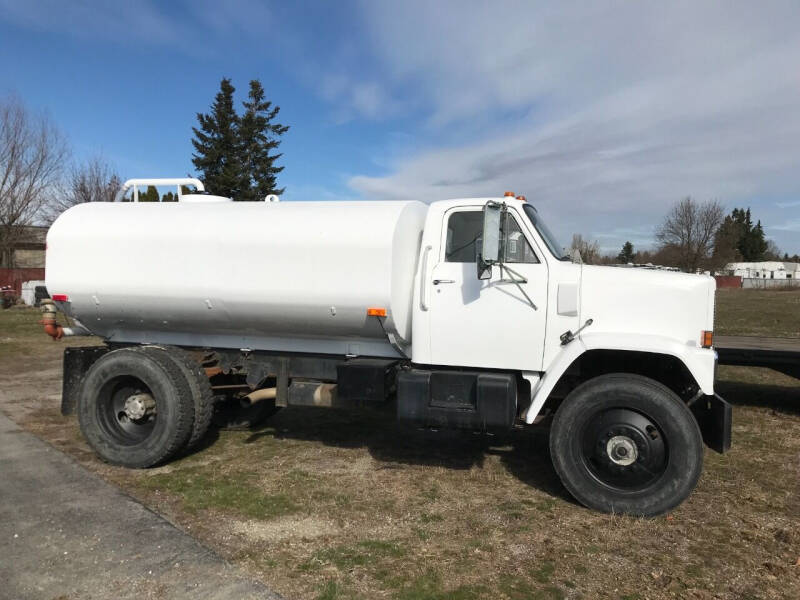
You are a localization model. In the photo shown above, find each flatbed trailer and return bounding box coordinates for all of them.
[715,335,800,379]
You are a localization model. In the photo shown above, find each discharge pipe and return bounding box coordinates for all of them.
[241,387,277,405]
[41,300,91,340]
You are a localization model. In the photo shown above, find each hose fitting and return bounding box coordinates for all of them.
[40,300,64,340]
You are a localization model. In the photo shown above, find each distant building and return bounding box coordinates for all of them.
[725,261,800,280]
[0,225,47,296]
[0,225,47,268]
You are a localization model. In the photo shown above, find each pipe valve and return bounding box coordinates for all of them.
[41,300,64,340]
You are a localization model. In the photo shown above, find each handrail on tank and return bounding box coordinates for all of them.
[114,178,206,203]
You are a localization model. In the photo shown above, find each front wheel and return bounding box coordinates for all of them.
[549,373,703,516]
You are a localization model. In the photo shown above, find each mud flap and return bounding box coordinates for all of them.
[62,346,109,415]
[690,393,732,454]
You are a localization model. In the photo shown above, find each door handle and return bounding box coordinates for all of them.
[433,279,455,285]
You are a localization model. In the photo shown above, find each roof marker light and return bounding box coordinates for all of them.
[367,307,387,317]
[504,191,515,197]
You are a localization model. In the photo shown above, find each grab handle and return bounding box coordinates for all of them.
[420,245,432,311]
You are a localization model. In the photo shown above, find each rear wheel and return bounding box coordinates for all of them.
[549,373,703,516]
[78,347,194,468]
[134,346,214,449]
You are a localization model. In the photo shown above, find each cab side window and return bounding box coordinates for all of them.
[445,209,538,264]
[445,211,483,262]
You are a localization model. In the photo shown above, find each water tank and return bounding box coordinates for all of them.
[46,200,428,358]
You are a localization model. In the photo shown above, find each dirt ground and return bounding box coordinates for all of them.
[1,289,799,600]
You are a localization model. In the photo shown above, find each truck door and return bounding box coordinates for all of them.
[428,206,548,372]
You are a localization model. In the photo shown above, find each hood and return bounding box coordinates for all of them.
[579,265,715,348]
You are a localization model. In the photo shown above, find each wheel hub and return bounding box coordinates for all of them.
[123,393,156,421]
[606,435,638,466]
[581,407,667,491]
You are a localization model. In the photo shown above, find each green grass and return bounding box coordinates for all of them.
[310,539,405,571]
[137,468,297,520]
[715,288,800,336]
[393,571,486,600]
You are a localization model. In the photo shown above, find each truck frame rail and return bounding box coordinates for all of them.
[715,335,800,379]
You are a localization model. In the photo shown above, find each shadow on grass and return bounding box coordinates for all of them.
[240,405,572,503]
[716,377,800,416]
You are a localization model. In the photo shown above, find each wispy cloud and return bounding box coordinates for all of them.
[339,1,800,251]
[0,0,273,56]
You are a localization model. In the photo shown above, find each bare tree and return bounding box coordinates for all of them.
[0,95,69,266]
[45,156,121,223]
[656,197,724,273]
[764,239,783,261]
[570,233,602,264]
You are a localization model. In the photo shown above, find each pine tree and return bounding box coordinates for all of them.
[712,207,769,264]
[140,186,160,202]
[191,78,243,199]
[616,241,635,263]
[237,80,289,200]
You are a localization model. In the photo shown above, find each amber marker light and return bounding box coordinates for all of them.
[367,307,387,317]
[701,330,713,348]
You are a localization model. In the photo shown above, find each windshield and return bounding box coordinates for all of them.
[522,204,570,260]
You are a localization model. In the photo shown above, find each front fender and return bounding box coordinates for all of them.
[524,332,716,424]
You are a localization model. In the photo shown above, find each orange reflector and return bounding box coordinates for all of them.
[504,191,515,197]
[516,195,526,201]
[367,307,387,317]
[701,330,713,348]
[52,294,69,302]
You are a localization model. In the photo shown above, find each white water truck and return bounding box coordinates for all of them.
[42,178,731,516]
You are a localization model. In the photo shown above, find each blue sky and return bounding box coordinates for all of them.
[2,1,799,253]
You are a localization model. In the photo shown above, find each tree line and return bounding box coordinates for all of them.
[571,197,795,272]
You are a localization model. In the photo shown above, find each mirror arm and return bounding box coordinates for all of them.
[499,264,537,310]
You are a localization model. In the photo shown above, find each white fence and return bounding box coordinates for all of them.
[741,277,800,289]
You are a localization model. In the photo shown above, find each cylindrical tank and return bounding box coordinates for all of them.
[46,200,428,358]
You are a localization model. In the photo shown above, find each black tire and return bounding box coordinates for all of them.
[549,373,703,517]
[212,394,281,430]
[78,347,195,468]
[134,346,214,449]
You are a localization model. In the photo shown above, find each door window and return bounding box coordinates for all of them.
[445,211,483,262]
[445,210,538,264]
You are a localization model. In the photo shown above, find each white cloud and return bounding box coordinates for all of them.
[0,0,273,55]
[340,1,800,252]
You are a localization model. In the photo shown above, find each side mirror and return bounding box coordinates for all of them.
[477,201,503,280]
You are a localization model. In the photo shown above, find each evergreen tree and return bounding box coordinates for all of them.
[712,207,768,264]
[711,213,742,269]
[140,185,160,202]
[191,78,289,201]
[191,78,243,199]
[237,80,289,200]
[616,241,635,263]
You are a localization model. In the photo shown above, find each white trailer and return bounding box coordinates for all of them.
[42,179,731,516]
